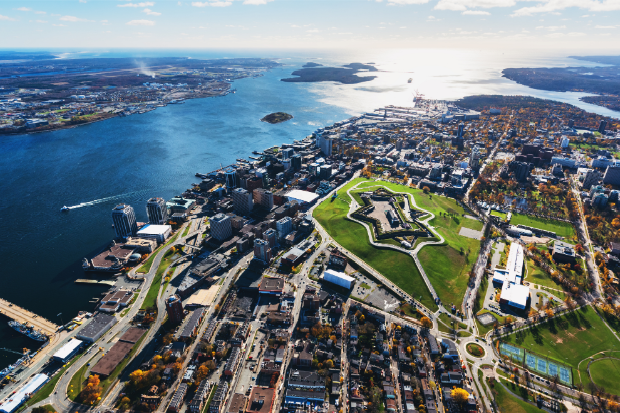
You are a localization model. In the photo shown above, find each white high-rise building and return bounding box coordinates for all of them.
[210,213,232,241]
[112,204,138,239]
[146,197,168,225]
[231,188,253,216]
[276,216,293,240]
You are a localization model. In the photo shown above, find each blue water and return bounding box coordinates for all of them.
[0,48,618,368]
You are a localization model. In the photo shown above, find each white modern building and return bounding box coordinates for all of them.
[323,269,355,290]
[276,216,293,240]
[492,243,530,310]
[210,213,232,241]
[112,203,138,239]
[0,374,49,413]
[285,189,319,205]
[52,338,83,363]
[551,156,576,168]
[137,224,172,243]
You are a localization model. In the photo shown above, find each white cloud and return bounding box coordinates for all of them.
[435,0,515,11]
[143,8,161,15]
[513,0,620,17]
[36,19,47,23]
[126,19,155,25]
[191,1,232,6]
[568,31,586,36]
[385,0,430,4]
[16,7,32,11]
[35,10,46,14]
[462,10,490,14]
[59,15,93,22]
[53,23,66,26]
[536,25,566,30]
[118,2,154,7]
[243,0,274,4]
[582,14,590,16]
[595,24,617,28]
[427,15,436,19]
[79,0,87,3]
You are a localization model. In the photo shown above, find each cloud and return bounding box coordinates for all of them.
[595,24,617,28]
[59,15,93,22]
[126,19,155,25]
[79,0,87,3]
[427,15,436,19]
[385,0,430,4]
[191,1,232,6]
[16,7,31,11]
[118,2,154,7]
[53,23,66,26]
[435,0,515,11]
[536,25,566,30]
[306,28,319,32]
[462,10,490,14]
[143,8,161,15]
[513,0,620,17]
[568,31,586,36]
[242,0,274,4]
[35,10,46,14]
[36,19,47,23]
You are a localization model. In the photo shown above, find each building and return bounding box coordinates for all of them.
[604,166,620,186]
[259,277,285,295]
[178,308,205,341]
[583,169,601,190]
[552,240,577,265]
[285,190,319,206]
[112,204,138,239]
[599,120,607,134]
[319,134,333,156]
[226,169,238,189]
[228,394,248,413]
[247,387,274,413]
[76,313,117,343]
[492,243,530,310]
[99,289,134,313]
[0,374,49,413]
[167,196,195,215]
[210,381,230,413]
[91,341,134,378]
[263,228,277,248]
[189,380,211,413]
[551,156,576,169]
[291,154,302,171]
[52,339,83,363]
[232,188,254,216]
[169,384,188,412]
[253,188,274,210]
[136,224,172,244]
[211,213,233,241]
[166,295,185,324]
[147,197,168,225]
[276,217,293,240]
[323,269,355,290]
[254,238,272,264]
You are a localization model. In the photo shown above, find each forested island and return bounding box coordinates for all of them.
[281,62,378,84]
[260,112,293,124]
[502,55,620,112]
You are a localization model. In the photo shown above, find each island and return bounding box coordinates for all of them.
[501,55,620,112]
[260,112,293,124]
[281,62,379,84]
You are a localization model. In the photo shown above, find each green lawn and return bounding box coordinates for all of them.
[142,248,179,309]
[353,181,482,306]
[510,214,576,239]
[68,357,94,401]
[314,179,438,311]
[491,210,508,220]
[589,358,620,396]
[493,381,545,413]
[136,230,181,274]
[501,306,620,369]
[525,258,562,290]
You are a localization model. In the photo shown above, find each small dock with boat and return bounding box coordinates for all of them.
[0,298,59,337]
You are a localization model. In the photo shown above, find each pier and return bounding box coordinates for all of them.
[0,298,59,336]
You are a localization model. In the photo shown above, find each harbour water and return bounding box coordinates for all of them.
[0,48,617,368]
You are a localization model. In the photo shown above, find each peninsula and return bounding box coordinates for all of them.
[260,112,293,124]
[281,62,378,84]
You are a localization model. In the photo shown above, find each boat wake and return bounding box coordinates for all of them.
[66,191,143,210]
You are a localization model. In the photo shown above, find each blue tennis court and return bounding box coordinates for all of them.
[500,343,524,361]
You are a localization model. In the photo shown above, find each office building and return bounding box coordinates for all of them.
[291,154,302,171]
[253,188,274,210]
[583,169,601,190]
[166,295,185,324]
[210,213,232,241]
[551,156,576,168]
[276,216,293,240]
[52,339,83,363]
[254,238,272,264]
[232,188,254,216]
[263,228,277,248]
[599,120,607,134]
[491,243,530,310]
[281,148,294,160]
[561,136,570,148]
[112,204,138,239]
[604,166,620,186]
[146,197,168,225]
[225,169,238,189]
[319,165,332,180]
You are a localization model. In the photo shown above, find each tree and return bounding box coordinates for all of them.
[325,359,334,368]
[118,397,132,411]
[129,369,146,386]
[423,186,430,194]
[80,374,102,404]
[451,388,470,404]
[195,364,209,382]
[420,316,432,329]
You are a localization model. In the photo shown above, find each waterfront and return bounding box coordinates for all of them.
[0,48,618,368]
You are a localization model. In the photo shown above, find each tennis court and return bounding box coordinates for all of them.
[524,350,572,385]
[500,343,524,362]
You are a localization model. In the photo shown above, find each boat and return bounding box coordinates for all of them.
[8,321,48,342]
[408,78,412,83]
[61,206,70,212]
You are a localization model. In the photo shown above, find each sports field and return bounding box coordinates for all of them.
[313,178,438,311]
[510,214,576,239]
[492,381,545,413]
[589,358,620,396]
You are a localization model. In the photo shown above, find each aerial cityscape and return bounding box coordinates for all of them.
[1,2,620,413]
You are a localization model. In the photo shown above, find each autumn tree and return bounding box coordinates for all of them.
[80,374,103,405]
[118,397,132,411]
[451,388,469,404]
[420,316,432,329]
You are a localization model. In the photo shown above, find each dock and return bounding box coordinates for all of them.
[75,279,116,286]
[0,298,59,336]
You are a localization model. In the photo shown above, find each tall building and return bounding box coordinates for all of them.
[583,169,601,190]
[470,146,482,169]
[232,188,254,216]
[276,216,293,240]
[225,169,238,189]
[253,188,274,210]
[599,120,607,134]
[291,154,302,171]
[254,238,272,263]
[210,213,232,241]
[112,204,138,239]
[604,166,620,186]
[146,197,168,225]
[319,135,333,157]
[166,295,184,324]
[281,148,294,160]
[263,228,277,248]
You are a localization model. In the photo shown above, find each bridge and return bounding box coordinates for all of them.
[0,298,59,337]
[178,243,202,250]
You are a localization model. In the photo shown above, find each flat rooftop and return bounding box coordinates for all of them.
[119,327,147,344]
[90,341,133,377]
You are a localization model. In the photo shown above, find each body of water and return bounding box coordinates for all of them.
[0,48,617,369]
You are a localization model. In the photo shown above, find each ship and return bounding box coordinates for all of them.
[8,321,48,342]
[60,206,70,212]
[408,78,412,83]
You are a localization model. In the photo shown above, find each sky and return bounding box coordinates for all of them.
[1,0,620,50]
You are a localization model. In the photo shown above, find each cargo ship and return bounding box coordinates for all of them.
[8,321,48,342]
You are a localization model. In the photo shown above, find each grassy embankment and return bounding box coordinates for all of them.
[510,214,576,239]
[313,178,437,311]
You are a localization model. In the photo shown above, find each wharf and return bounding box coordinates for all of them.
[75,279,116,286]
[0,298,59,336]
